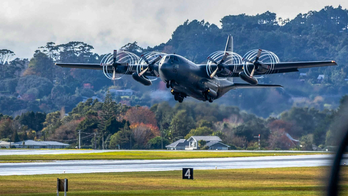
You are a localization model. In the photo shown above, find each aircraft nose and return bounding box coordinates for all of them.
[159,62,173,81]
[160,62,170,74]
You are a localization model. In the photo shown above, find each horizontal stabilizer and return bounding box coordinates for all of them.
[232,83,282,89]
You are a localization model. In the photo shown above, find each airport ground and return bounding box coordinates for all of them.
[0,150,330,163]
[0,167,347,196]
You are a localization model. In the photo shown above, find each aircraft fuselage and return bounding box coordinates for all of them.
[158,54,233,102]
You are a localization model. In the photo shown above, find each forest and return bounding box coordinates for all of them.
[0,6,348,150]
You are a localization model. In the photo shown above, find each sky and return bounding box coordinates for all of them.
[1,0,347,59]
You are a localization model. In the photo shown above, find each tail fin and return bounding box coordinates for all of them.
[224,35,233,52]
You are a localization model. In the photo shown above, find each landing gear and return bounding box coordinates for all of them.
[203,89,214,103]
[171,89,186,103]
[166,80,174,88]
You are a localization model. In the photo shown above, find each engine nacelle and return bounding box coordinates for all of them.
[207,89,218,98]
[132,73,152,86]
[239,72,258,85]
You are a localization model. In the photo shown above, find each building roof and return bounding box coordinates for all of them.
[317,74,325,80]
[206,140,230,147]
[0,141,11,146]
[13,140,69,146]
[166,139,188,148]
[188,136,222,142]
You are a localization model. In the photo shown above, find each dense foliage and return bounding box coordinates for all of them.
[0,6,348,149]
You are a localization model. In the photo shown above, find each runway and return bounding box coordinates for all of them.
[0,154,344,176]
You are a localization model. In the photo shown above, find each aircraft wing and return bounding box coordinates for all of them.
[216,60,337,77]
[264,60,337,71]
[55,63,103,70]
[55,63,158,77]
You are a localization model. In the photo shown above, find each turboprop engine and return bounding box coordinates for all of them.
[239,49,279,85]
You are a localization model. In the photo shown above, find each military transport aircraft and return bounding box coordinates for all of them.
[56,35,337,103]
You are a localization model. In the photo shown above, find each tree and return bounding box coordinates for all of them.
[130,123,160,149]
[24,51,55,79]
[98,91,118,149]
[48,120,81,144]
[16,111,46,131]
[124,106,157,127]
[147,136,169,149]
[109,123,132,149]
[11,129,20,142]
[0,49,15,64]
[185,126,213,139]
[16,75,53,98]
[169,110,195,141]
[198,140,207,148]
[234,119,270,146]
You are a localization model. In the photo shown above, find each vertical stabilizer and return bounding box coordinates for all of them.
[224,35,233,52]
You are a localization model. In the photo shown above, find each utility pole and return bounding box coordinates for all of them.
[94,132,96,149]
[102,132,104,150]
[254,134,261,150]
[258,134,261,150]
[161,130,163,149]
[78,130,81,149]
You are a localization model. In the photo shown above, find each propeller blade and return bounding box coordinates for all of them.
[113,50,117,65]
[243,58,253,64]
[208,57,218,65]
[210,67,219,78]
[250,65,256,78]
[138,67,149,77]
[149,55,162,66]
[141,54,150,65]
[255,49,262,61]
[218,52,229,65]
[112,67,116,80]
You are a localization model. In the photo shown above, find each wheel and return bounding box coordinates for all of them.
[174,94,179,101]
[178,97,183,103]
[208,97,213,103]
[166,82,170,88]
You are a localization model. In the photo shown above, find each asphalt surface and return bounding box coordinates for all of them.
[0,149,324,155]
[0,154,344,176]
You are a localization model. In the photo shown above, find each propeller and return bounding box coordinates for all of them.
[112,50,117,80]
[243,49,273,78]
[138,54,162,77]
[244,49,262,78]
[209,52,231,78]
[101,50,139,81]
[240,49,280,85]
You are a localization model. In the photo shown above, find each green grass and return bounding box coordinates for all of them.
[0,151,330,162]
[0,167,347,195]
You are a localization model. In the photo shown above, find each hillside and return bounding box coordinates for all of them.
[0,5,347,117]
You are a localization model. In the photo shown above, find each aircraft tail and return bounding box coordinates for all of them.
[224,35,233,52]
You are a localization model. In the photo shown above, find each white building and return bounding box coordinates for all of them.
[166,136,229,150]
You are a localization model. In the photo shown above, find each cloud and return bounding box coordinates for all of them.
[0,0,347,58]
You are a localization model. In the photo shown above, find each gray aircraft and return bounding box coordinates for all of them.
[56,35,337,103]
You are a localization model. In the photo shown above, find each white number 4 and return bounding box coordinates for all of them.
[185,169,191,179]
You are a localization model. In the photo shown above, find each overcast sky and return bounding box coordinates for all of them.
[1,0,347,59]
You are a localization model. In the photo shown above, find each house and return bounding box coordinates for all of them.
[166,139,188,150]
[108,89,134,96]
[317,74,325,83]
[186,136,229,150]
[0,141,18,148]
[12,140,69,149]
[166,136,229,150]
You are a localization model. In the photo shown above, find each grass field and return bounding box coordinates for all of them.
[0,167,347,196]
[0,151,330,162]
